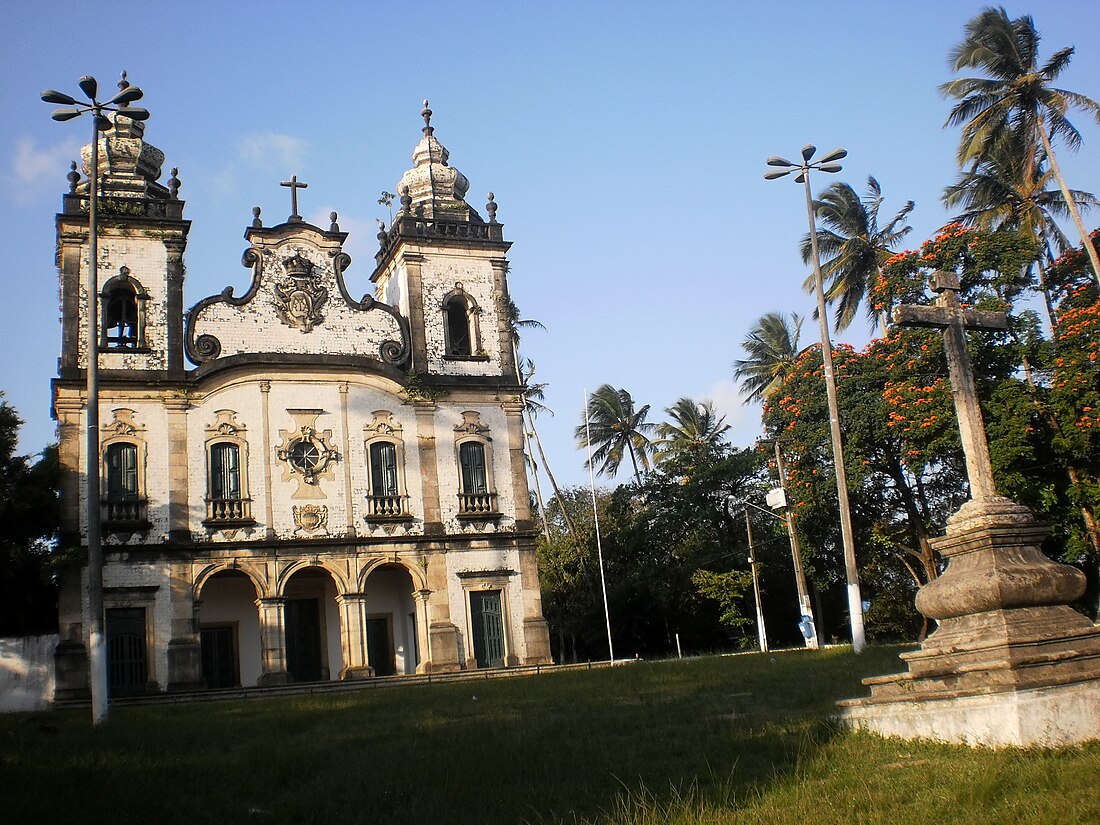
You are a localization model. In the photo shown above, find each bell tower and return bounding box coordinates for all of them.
[371,101,517,383]
[55,74,190,381]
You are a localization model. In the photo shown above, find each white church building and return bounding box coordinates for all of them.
[52,95,551,697]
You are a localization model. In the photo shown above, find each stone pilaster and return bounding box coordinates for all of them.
[166,563,203,691]
[517,541,552,665]
[338,592,372,679]
[256,597,289,685]
[163,397,191,543]
[164,238,186,377]
[414,402,443,534]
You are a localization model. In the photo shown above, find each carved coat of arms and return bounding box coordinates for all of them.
[274,254,328,333]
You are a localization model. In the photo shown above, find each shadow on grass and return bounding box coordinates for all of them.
[0,646,911,825]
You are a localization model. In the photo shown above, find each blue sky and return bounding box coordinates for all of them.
[3,1,1099,489]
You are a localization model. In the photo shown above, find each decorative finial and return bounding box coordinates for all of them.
[251,206,262,228]
[168,167,180,199]
[118,70,129,91]
[67,161,80,193]
[376,219,388,246]
[486,192,497,224]
[421,99,433,136]
[329,211,340,232]
[399,186,412,214]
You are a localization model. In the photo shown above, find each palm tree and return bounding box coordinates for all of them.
[943,127,1098,328]
[733,312,804,403]
[654,398,730,464]
[799,177,914,334]
[941,7,1100,284]
[575,385,655,484]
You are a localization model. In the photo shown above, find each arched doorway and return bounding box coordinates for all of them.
[362,565,419,676]
[283,567,342,683]
[197,570,262,688]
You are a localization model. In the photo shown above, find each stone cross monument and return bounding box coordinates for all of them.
[839,271,1100,747]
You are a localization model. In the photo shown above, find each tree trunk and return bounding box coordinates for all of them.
[1038,118,1100,286]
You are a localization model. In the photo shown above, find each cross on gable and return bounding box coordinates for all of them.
[280,175,308,223]
[892,270,1009,501]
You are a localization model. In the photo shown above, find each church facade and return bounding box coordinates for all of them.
[52,97,551,697]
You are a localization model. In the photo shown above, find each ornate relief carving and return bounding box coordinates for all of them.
[205,409,246,438]
[276,409,339,499]
[364,410,402,438]
[293,504,329,533]
[103,408,145,436]
[454,410,491,438]
[274,253,328,333]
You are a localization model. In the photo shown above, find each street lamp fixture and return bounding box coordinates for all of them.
[42,73,149,725]
[764,145,866,653]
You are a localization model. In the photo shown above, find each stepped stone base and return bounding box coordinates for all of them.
[838,496,1100,748]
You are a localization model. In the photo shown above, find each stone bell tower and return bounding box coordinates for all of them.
[371,101,517,383]
[55,73,190,383]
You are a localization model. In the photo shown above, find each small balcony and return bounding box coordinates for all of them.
[203,497,254,527]
[364,494,412,522]
[101,497,149,531]
[457,492,500,520]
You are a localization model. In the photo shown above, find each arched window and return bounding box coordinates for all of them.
[204,411,253,526]
[106,442,139,501]
[103,440,146,527]
[459,441,488,495]
[363,412,409,521]
[445,296,472,356]
[100,267,148,350]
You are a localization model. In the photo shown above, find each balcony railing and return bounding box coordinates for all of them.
[101,497,149,530]
[204,497,254,526]
[364,494,410,521]
[457,492,499,518]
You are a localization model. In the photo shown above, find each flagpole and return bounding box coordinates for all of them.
[584,388,615,664]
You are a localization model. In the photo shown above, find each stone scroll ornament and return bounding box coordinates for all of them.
[273,253,328,333]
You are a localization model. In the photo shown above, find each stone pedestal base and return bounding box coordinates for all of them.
[838,496,1100,747]
[839,676,1100,747]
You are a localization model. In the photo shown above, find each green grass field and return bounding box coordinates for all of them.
[2,646,1098,824]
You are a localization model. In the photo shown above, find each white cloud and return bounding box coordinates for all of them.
[705,378,763,448]
[8,137,82,202]
[238,133,308,170]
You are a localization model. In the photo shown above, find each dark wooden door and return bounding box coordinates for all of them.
[470,590,504,668]
[366,615,395,676]
[284,598,323,682]
[106,607,147,696]
[200,625,238,688]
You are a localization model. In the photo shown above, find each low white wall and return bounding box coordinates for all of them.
[0,635,57,712]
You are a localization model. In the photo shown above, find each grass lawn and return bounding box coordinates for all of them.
[2,646,1098,824]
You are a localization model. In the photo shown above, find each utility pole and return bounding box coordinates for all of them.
[745,510,768,653]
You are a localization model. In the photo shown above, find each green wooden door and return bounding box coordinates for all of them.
[470,590,505,668]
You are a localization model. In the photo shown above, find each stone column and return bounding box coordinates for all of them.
[501,400,532,529]
[256,597,289,686]
[163,397,191,543]
[401,252,428,373]
[338,382,357,537]
[414,589,432,674]
[338,592,372,679]
[413,402,443,534]
[164,238,186,377]
[517,541,552,665]
[424,550,460,672]
[166,563,203,691]
[259,381,276,539]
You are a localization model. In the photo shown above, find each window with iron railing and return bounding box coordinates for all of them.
[205,442,254,526]
[103,441,148,528]
[457,441,499,518]
[365,441,409,520]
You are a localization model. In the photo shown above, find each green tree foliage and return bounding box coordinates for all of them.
[942,6,1100,282]
[799,176,914,334]
[733,312,804,403]
[575,385,655,483]
[0,399,59,635]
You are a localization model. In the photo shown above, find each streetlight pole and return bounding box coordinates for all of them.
[42,75,149,724]
[765,145,866,653]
